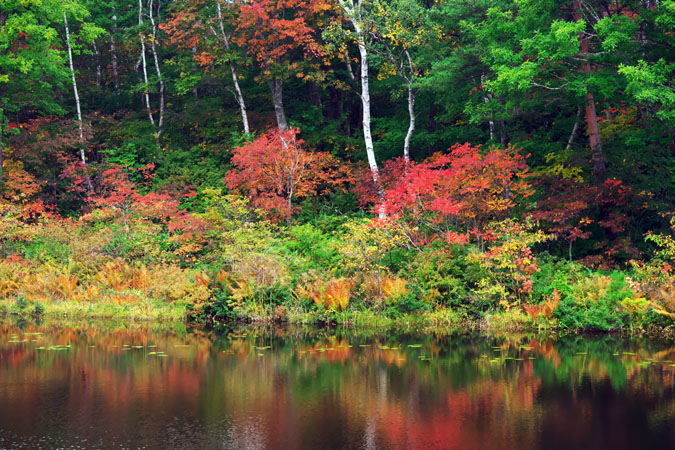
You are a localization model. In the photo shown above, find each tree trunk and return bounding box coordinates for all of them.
[93,42,101,87]
[110,6,120,91]
[356,34,385,218]
[216,1,250,134]
[481,74,495,141]
[566,106,582,151]
[0,125,3,182]
[138,0,155,129]
[308,81,322,107]
[402,49,416,164]
[148,0,165,136]
[337,0,384,216]
[191,46,198,97]
[574,0,605,178]
[268,78,289,131]
[403,83,415,164]
[64,12,86,165]
[427,102,437,156]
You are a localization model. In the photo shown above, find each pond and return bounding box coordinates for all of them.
[1,318,675,449]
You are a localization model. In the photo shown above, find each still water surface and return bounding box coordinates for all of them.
[1,319,675,449]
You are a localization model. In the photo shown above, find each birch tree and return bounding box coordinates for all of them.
[335,0,385,216]
[63,11,87,164]
[147,0,166,134]
[213,0,250,134]
[369,0,439,164]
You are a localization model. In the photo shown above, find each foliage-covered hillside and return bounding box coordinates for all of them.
[1,0,675,331]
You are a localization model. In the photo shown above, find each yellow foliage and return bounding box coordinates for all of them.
[300,278,351,311]
[381,277,408,304]
[56,275,79,299]
[0,261,22,297]
[573,275,612,306]
[228,279,255,302]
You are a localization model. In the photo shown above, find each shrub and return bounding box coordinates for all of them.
[555,272,633,331]
[298,278,351,311]
[468,219,553,307]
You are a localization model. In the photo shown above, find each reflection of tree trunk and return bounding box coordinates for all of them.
[574,0,605,177]
[269,79,289,131]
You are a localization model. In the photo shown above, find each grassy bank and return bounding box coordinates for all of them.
[2,294,672,340]
[0,298,188,322]
[3,193,675,335]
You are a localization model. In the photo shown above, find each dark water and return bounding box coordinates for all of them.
[1,319,675,449]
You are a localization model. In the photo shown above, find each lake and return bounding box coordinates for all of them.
[1,318,675,449]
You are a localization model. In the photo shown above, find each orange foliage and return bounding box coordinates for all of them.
[225,127,351,222]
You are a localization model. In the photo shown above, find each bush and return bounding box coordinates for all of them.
[555,272,633,331]
[407,247,472,308]
[298,277,352,311]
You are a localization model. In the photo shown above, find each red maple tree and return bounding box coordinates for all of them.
[225,127,350,223]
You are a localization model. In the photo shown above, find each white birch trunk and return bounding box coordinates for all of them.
[64,12,86,165]
[93,42,101,87]
[402,50,415,164]
[138,0,155,129]
[110,6,120,91]
[216,1,250,134]
[355,27,385,217]
[481,74,495,141]
[338,0,384,217]
[148,0,165,135]
[403,83,415,164]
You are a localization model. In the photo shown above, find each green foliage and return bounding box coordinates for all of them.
[556,272,634,331]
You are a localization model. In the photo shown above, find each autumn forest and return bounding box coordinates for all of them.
[1,0,675,333]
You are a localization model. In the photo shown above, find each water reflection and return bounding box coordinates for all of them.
[1,318,675,449]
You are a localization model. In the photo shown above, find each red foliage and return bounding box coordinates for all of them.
[235,0,330,73]
[354,157,407,208]
[528,175,642,266]
[379,143,533,246]
[225,128,351,222]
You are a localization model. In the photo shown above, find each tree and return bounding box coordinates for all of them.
[137,0,166,137]
[382,143,534,250]
[465,0,665,178]
[225,128,350,223]
[62,3,103,166]
[0,0,70,180]
[161,0,250,134]
[333,0,385,215]
[368,0,440,163]
[234,0,329,130]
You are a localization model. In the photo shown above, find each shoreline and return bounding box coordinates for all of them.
[2,299,672,339]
